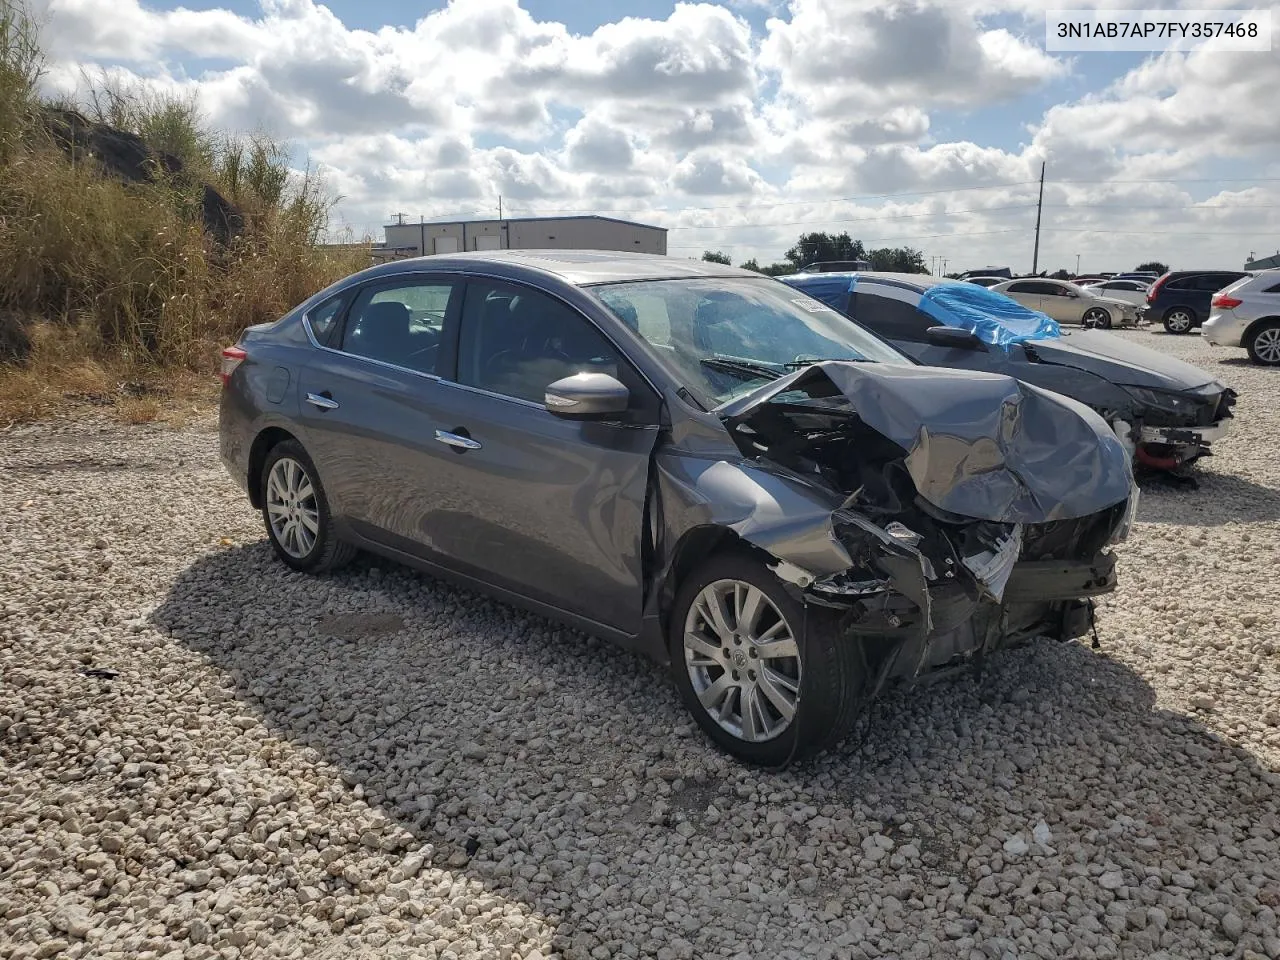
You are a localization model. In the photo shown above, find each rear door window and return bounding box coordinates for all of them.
[1007,281,1059,296]
[339,279,459,376]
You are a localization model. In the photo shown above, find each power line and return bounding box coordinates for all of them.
[510,180,1042,217]
[1043,227,1280,237]
[667,203,1038,232]
[668,228,1029,250]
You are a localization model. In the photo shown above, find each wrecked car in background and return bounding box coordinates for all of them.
[220,252,1136,765]
[782,271,1236,477]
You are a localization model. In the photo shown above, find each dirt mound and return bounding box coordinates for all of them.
[40,107,244,244]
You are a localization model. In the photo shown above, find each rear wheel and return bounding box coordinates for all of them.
[1247,321,1280,366]
[1163,308,1195,334]
[669,552,865,766]
[260,440,356,573]
[1083,307,1111,329]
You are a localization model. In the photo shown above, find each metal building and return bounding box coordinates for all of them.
[381,214,667,259]
[1245,251,1280,271]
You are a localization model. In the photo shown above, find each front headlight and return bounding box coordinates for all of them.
[1120,385,1201,416]
[1108,484,1139,545]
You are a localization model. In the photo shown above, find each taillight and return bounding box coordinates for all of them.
[1146,276,1167,303]
[1212,294,1242,309]
[220,345,247,386]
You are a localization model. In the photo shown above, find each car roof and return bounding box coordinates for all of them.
[358,250,758,286]
[789,271,950,292]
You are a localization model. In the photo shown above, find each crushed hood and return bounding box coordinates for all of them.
[1022,329,1221,392]
[718,361,1133,525]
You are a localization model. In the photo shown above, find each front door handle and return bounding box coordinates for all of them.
[306,392,339,411]
[434,429,482,451]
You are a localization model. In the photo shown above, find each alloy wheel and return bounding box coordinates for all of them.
[266,457,320,558]
[1084,307,1111,329]
[1165,310,1193,333]
[1253,326,1280,365]
[683,579,801,743]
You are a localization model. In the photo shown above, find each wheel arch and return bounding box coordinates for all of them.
[1242,315,1280,343]
[652,524,788,643]
[247,426,300,509]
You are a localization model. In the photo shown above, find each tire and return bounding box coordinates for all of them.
[1246,320,1280,366]
[1162,308,1195,334]
[260,439,357,574]
[669,551,866,766]
[1083,307,1111,329]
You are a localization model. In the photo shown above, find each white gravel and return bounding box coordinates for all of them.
[2,329,1279,960]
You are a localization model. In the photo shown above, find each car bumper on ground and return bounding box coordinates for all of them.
[1139,420,1229,448]
[1201,311,1247,347]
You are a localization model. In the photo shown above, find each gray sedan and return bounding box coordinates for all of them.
[219,252,1136,764]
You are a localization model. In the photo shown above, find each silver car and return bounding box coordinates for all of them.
[991,278,1141,329]
[1078,278,1150,308]
[1202,271,1280,365]
[218,252,1136,764]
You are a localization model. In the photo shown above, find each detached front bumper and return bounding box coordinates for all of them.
[1139,420,1230,447]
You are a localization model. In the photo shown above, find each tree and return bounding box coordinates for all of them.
[702,250,731,264]
[1136,261,1168,275]
[739,258,794,276]
[866,246,927,273]
[784,232,865,270]
[1050,268,1072,280]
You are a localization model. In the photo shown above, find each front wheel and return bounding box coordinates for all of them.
[260,440,357,573]
[1247,321,1280,366]
[1083,307,1112,329]
[1163,308,1195,334]
[669,552,866,765]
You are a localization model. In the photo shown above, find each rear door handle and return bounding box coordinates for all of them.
[434,429,482,451]
[306,392,339,411]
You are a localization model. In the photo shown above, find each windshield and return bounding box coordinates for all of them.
[591,277,910,406]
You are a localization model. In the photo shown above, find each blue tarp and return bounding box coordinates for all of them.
[785,274,857,312]
[917,282,1061,349]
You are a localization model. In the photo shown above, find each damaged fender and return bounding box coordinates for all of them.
[645,361,1133,675]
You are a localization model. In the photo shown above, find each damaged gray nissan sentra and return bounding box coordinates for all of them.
[219,251,1138,765]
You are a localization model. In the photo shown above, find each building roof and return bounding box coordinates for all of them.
[1245,253,1280,270]
[384,213,667,233]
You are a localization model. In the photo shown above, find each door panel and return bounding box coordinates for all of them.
[1002,285,1043,313]
[409,383,657,632]
[421,277,660,632]
[296,276,460,531]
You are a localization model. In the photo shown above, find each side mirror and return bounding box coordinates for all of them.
[924,325,986,351]
[545,372,630,419]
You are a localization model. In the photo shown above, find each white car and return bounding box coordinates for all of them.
[1078,278,1150,307]
[989,278,1141,329]
[1201,271,1280,366]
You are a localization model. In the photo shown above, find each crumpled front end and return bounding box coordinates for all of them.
[699,361,1137,682]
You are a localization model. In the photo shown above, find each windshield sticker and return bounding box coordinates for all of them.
[792,297,836,313]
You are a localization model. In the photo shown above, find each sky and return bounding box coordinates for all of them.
[35,0,1280,273]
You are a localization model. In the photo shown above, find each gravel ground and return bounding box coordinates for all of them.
[2,330,1279,960]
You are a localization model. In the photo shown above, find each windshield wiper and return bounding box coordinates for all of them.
[783,356,870,368]
[699,356,785,381]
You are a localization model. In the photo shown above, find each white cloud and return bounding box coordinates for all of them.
[35,0,1280,270]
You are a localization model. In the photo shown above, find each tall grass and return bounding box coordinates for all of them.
[0,0,369,419]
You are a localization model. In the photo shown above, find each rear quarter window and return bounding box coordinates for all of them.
[305,294,348,346]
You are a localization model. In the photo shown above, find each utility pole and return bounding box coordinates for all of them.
[1032,161,1045,275]
[498,195,503,220]
[1076,253,1081,275]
